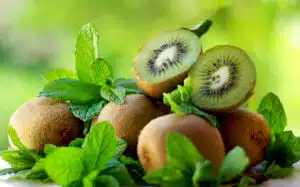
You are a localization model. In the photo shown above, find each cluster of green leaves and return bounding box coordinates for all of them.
[39,23,141,122]
[163,77,217,127]
[144,132,250,187]
[0,123,136,187]
[250,92,300,179]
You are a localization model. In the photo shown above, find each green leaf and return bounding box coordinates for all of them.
[116,138,127,158]
[100,86,126,104]
[69,138,85,148]
[115,78,142,94]
[70,100,108,121]
[90,58,114,86]
[44,144,58,155]
[0,167,29,176]
[44,68,77,82]
[82,122,117,173]
[218,146,250,183]
[119,156,145,184]
[144,167,188,187]
[163,78,217,127]
[237,176,256,187]
[167,132,204,173]
[192,161,215,187]
[44,147,84,186]
[263,163,293,178]
[257,92,287,136]
[75,23,99,83]
[40,78,101,104]
[100,159,134,185]
[94,175,120,187]
[21,159,48,180]
[1,150,35,169]
[266,131,300,167]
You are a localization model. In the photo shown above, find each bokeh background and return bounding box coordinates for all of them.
[0,0,299,150]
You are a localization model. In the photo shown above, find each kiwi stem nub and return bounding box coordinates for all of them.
[190,19,213,38]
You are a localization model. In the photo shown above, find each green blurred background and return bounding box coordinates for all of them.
[0,0,300,150]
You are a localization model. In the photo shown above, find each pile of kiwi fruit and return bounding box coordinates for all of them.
[8,20,271,185]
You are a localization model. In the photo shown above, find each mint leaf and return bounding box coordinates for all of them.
[1,151,35,169]
[257,92,287,136]
[69,138,85,148]
[94,175,120,187]
[218,146,249,183]
[266,131,300,167]
[264,163,293,178]
[7,126,40,160]
[22,159,48,180]
[43,144,58,156]
[82,122,117,173]
[100,159,134,185]
[237,176,256,187]
[40,78,101,104]
[70,100,108,121]
[44,68,77,82]
[163,78,217,127]
[119,156,145,184]
[90,58,114,86]
[192,161,216,186]
[0,167,29,176]
[144,167,188,187]
[167,132,204,173]
[75,23,99,83]
[100,86,126,104]
[115,78,142,94]
[116,138,127,158]
[44,147,84,186]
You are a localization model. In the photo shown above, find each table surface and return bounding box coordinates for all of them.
[1,159,300,187]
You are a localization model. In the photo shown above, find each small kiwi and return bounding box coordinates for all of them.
[133,21,212,98]
[137,114,225,174]
[92,94,170,154]
[219,108,271,167]
[9,97,83,151]
[189,45,256,111]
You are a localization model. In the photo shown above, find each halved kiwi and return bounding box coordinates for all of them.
[133,20,212,98]
[189,45,256,111]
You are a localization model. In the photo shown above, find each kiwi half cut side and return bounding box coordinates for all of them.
[133,20,212,98]
[190,45,256,111]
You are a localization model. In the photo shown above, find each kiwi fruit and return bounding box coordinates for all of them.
[133,22,213,98]
[219,108,271,167]
[189,45,256,111]
[137,114,225,174]
[9,97,83,151]
[92,94,170,154]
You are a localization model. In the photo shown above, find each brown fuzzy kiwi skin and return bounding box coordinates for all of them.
[9,97,83,151]
[219,108,271,168]
[137,114,225,174]
[92,94,170,154]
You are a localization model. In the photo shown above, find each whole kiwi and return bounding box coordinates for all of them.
[137,114,225,174]
[9,97,83,151]
[219,108,271,167]
[92,94,170,154]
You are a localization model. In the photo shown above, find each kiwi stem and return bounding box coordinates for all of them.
[191,19,213,38]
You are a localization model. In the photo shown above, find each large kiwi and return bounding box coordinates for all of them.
[133,21,212,98]
[189,45,256,111]
[219,108,271,167]
[92,94,170,154]
[137,114,225,174]
[9,97,83,151]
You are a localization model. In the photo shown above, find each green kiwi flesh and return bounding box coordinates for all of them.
[190,45,256,111]
[134,29,201,83]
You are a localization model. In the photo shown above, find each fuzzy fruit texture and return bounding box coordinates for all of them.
[92,94,170,153]
[219,108,271,167]
[137,114,225,174]
[9,97,83,151]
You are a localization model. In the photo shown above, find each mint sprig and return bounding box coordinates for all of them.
[163,78,217,127]
[144,133,249,187]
